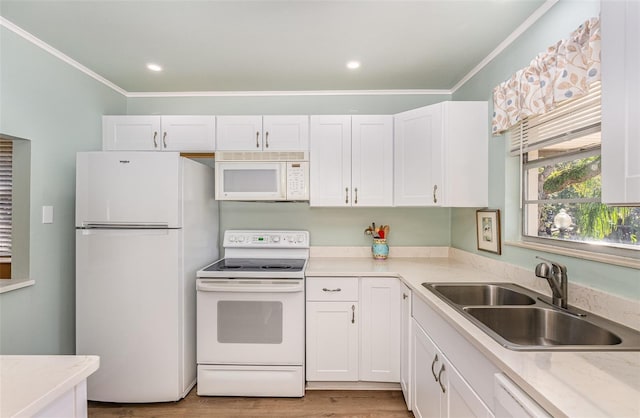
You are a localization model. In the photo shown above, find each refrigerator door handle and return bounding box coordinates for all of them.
[80,223,170,229]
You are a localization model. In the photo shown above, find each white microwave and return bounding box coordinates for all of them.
[215,152,309,201]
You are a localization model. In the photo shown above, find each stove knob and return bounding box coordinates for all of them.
[228,236,236,243]
[237,236,245,243]
[296,235,304,243]
[272,236,281,243]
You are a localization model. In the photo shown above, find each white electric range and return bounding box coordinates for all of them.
[196,230,309,397]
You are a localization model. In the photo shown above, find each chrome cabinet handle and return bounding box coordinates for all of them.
[351,305,355,324]
[322,288,341,292]
[431,354,439,381]
[256,131,260,148]
[265,131,269,148]
[162,132,167,148]
[433,184,438,203]
[403,293,408,300]
[345,187,349,204]
[354,187,358,204]
[437,364,446,393]
[153,131,158,148]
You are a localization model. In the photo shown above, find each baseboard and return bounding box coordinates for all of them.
[305,381,401,391]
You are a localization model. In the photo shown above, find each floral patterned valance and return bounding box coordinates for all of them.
[492,17,601,135]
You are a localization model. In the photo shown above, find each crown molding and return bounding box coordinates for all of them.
[0,16,128,96]
[125,89,451,98]
[451,0,559,94]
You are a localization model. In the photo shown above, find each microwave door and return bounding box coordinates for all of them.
[216,162,287,200]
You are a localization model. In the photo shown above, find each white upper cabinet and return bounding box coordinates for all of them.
[351,116,394,206]
[103,115,215,152]
[310,115,393,207]
[216,115,309,151]
[601,0,640,205]
[394,101,488,207]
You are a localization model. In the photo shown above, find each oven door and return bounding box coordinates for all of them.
[196,279,304,365]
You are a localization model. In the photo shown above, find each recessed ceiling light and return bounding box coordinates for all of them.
[146,63,163,72]
[346,61,361,70]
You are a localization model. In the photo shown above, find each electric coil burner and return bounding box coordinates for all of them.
[196,230,309,397]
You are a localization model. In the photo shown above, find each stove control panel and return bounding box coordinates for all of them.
[224,230,310,248]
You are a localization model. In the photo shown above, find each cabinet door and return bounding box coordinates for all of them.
[263,116,309,151]
[351,116,394,206]
[412,319,443,418]
[216,116,263,151]
[400,283,412,409]
[161,116,215,152]
[309,116,352,206]
[306,301,358,381]
[394,106,442,206]
[601,0,640,205]
[440,357,494,418]
[103,116,161,151]
[359,277,400,382]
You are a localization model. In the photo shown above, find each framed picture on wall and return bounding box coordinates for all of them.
[476,209,501,255]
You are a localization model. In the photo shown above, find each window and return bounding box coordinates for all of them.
[511,82,639,255]
[0,138,12,257]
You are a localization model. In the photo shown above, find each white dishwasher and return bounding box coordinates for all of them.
[494,373,551,418]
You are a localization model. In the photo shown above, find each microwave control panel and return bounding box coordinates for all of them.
[286,162,309,200]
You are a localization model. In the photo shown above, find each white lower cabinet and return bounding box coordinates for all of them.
[412,319,493,418]
[400,282,412,409]
[306,277,400,383]
[306,300,359,381]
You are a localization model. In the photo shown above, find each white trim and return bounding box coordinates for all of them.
[0,278,35,294]
[125,89,450,98]
[505,240,640,269]
[451,0,560,93]
[0,17,127,96]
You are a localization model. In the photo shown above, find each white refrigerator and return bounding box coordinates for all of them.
[75,151,219,402]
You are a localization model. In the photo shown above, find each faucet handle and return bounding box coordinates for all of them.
[535,256,566,272]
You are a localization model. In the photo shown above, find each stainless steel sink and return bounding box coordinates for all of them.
[422,282,640,351]
[426,283,535,306]
[463,306,623,347]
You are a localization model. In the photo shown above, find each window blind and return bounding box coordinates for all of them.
[0,139,12,257]
[509,82,601,156]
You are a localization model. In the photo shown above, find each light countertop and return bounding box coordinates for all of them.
[0,355,99,417]
[306,256,640,418]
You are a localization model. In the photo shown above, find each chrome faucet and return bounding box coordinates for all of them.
[534,256,568,309]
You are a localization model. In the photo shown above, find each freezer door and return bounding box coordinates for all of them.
[76,151,182,227]
[76,229,187,402]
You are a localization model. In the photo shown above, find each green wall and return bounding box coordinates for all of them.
[452,0,640,299]
[0,27,126,354]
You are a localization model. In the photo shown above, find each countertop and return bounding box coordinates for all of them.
[306,256,640,418]
[0,355,99,417]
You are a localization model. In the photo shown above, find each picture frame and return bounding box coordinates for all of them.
[476,209,501,255]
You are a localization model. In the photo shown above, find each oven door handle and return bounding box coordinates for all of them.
[197,281,304,293]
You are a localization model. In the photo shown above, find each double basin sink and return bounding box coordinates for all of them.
[422,282,640,351]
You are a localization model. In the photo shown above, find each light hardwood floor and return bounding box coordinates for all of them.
[88,388,414,418]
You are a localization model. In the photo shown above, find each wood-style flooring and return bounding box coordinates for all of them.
[88,388,414,418]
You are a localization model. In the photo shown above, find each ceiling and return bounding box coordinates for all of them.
[0,0,548,93]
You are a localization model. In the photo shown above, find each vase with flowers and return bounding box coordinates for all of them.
[364,222,390,260]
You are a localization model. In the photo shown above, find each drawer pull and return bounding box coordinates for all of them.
[437,364,446,393]
[403,293,408,300]
[351,304,355,324]
[322,288,342,292]
[153,131,158,148]
[431,354,439,381]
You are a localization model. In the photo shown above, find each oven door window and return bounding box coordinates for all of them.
[217,301,283,344]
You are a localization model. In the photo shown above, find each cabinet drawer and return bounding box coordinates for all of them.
[306,277,358,301]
